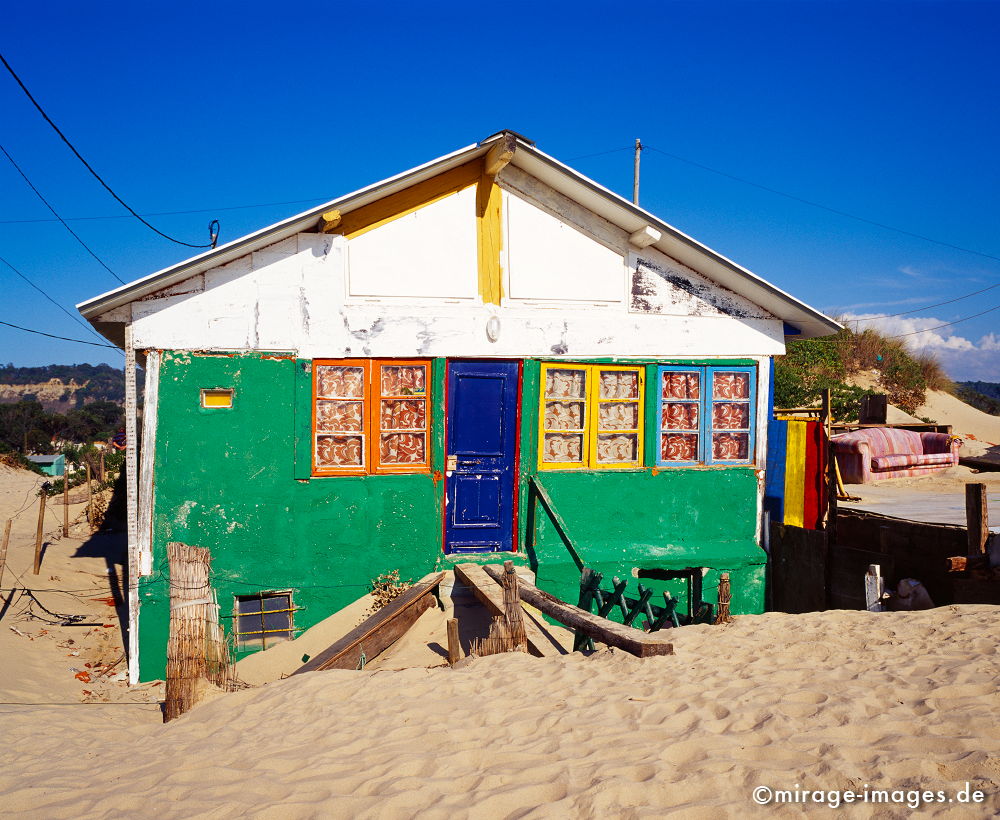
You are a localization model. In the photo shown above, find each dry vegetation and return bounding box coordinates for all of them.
[368,570,412,613]
[775,325,953,418]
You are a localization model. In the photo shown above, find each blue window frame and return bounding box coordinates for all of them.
[656,365,756,466]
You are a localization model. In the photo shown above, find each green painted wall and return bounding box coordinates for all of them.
[140,351,447,681]
[141,352,766,680]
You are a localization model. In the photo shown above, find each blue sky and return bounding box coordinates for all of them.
[1,0,998,380]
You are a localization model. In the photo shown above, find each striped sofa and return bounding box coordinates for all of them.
[831,427,960,484]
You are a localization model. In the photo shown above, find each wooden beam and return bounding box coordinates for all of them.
[321,160,481,237]
[453,563,564,657]
[33,488,46,574]
[628,226,661,249]
[966,482,988,556]
[319,209,341,232]
[293,572,445,674]
[124,323,139,684]
[447,617,461,665]
[476,169,503,306]
[0,519,10,591]
[484,133,517,177]
[481,564,674,658]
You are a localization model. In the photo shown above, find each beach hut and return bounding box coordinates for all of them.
[27,454,66,477]
[78,131,841,683]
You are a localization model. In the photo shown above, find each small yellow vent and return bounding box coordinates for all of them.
[201,388,233,408]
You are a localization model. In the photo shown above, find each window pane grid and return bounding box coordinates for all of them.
[376,363,428,469]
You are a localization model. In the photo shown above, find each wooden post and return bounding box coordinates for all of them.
[714,572,733,624]
[62,461,69,537]
[447,618,461,666]
[33,487,47,574]
[0,519,11,591]
[823,387,838,539]
[86,463,93,528]
[966,483,988,557]
[865,564,884,612]
[100,451,105,483]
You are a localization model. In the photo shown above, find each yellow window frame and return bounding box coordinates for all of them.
[590,365,645,469]
[538,363,644,470]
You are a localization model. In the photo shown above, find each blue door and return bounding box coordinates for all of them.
[445,361,519,553]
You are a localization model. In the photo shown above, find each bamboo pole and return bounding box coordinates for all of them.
[33,487,47,575]
[714,573,733,624]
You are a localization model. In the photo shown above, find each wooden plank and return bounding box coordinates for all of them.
[864,564,885,612]
[124,323,140,684]
[33,489,46,574]
[481,564,674,658]
[62,461,69,537]
[453,563,564,657]
[293,572,445,674]
[966,483,988,557]
[137,350,160,575]
[768,522,827,613]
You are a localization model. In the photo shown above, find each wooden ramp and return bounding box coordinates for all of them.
[293,572,445,674]
[481,564,674,658]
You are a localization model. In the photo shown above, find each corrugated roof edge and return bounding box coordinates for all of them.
[77,130,841,338]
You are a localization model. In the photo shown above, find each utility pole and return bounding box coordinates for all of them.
[632,138,642,205]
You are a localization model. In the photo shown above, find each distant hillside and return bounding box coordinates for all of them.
[0,364,126,411]
[956,381,1000,417]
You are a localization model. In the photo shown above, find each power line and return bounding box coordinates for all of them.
[0,319,120,350]
[867,283,1000,319]
[644,144,1000,264]
[885,303,1000,338]
[0,143,125,284]
[0,254,106,341]
[0,52,217,250]
[568,146,634,162]
[0,197,330,225]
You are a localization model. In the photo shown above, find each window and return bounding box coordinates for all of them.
[234,591,296,650]
[657,366,756,466]
[539,363,644,470]
[313,359,430,475]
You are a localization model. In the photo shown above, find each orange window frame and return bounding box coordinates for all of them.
[312,359,432,476]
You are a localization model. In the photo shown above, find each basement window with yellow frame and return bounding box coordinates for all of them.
[538,363,644,469]
[313,358,431,475]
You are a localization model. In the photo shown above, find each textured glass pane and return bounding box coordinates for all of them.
[380,399,426,431]
[713,433,749,460]
[262,610,291,632]
[544,369,586,399]
[316,366,364,398]
[712,402,750,430]
[597,433,638,463]
[542,433,583,463]
[260,595,290,613]
[380,433,426,464]
[599,402,639,430]
[316,400,364,432]
[237,598,264,615]
[598,370,638,399]
[381,365,426,396]
[661,433,698,462]
[661,402,699,431]
[662,372,700,400]
[316,435,364,467]
[545,401,585,430]
[713,372,750,399]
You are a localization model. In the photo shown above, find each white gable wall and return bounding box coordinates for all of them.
[123,172,785,359]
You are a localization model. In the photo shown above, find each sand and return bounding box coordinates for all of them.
[2,388,999,817]
[917,390,1000,456]
[2,607,998,817]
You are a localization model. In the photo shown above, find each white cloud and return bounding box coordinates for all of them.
[840,313,1000,382]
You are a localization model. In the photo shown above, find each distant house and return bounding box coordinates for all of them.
[78,131,841,683]
[27,454,65,477]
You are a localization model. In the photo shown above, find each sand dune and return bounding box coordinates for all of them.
[2,606,998,817]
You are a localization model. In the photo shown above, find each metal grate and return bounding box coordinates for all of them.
[234,591,297,650]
